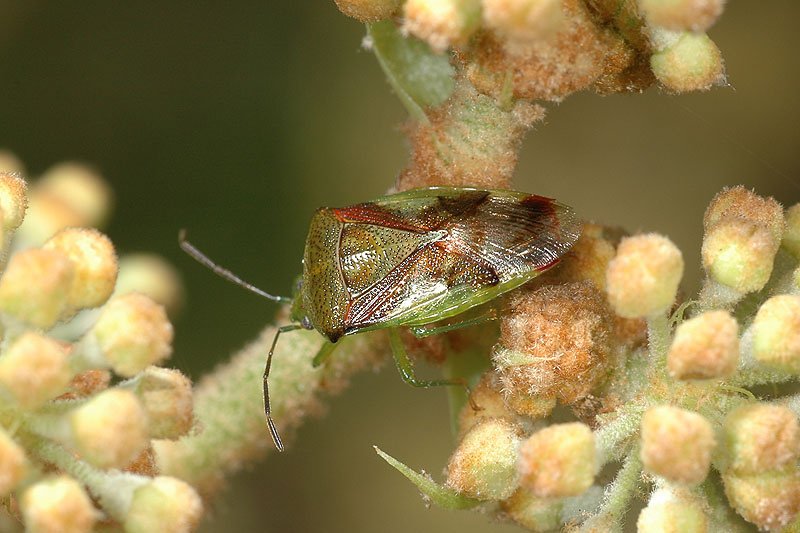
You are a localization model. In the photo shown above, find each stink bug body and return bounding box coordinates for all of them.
[181,187,580,451]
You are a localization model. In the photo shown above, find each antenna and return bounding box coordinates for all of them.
[179,229,291,303]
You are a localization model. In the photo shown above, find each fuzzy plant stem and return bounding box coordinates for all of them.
[154,318,387,497]
[577,452,642,532]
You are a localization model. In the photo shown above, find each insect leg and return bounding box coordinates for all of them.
[389,328,472,392]
[409,311,497,339]
[312,341,338,367]
[264,324,303,452]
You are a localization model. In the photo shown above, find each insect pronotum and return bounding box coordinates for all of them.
[181,187,581,451]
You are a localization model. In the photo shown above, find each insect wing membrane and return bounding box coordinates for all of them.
[335,188,581,331]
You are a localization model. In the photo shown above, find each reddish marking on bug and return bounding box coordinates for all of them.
[332,205,432,233]
[521,194,560,229]
[535,258,561,272]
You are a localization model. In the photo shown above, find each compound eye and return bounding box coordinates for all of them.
[301,316,313,330]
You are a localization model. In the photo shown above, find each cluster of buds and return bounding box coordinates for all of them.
[333,1,728,195]
[0,154,197,532]
[377,186,800,532]
[336,0,726,99]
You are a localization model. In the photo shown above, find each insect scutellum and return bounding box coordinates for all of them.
[180,186,581,453]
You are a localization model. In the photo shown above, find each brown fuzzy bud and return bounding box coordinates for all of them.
[650,31,725,92]
[402,0,482,53]
[640,406,715,485]
[21,476,97,533]
[705,186,785,241]
[0,248,74,329]
[751,295,800,372]
[88,293,174,377]
[398,79,544,191]
[667,310,739,380]
[0,332,72,409]
[69,388,149,469]
[639,0,725,32]
[606,233,684,318]
[519,422,596,497]
[334,0,402,21]
[446,418,521,500]
[723,468,800,531]
[462,0,645,101]
[44,227,118,311]
[0,171,28,230]
[724,404,800,475]
[494,281,613,404]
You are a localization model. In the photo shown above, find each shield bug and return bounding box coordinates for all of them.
[180,186,580,451]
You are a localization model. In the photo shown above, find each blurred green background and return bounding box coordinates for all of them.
[0,1,798,531]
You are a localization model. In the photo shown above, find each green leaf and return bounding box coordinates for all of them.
[367,21,455,123]
[374,446,481,510]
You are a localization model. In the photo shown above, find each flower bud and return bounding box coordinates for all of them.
[723,468,800,531]
[0,428,27,496]
[0,150,24,174]
[501,487,562,531]
[21,476,97,533]
[751,295,800,372]
[640,406,715,485]
[0,171,27,230]
[495,281,613,404]
[705,186,784,242]
[18,163,112,245]
[519,422,596,497]
[458,371,519,437]
[702,219,778,294]
[638,0,725,32]
[482,0,565,46]
[88,293,173,377]
[650,31,725,92]
[37,163,112,228]
[334,0,402,21]
[403,0,482,53]
[115,253,184,315]
[0,332,72,409]
[784,204,800,258]
[637,487,708,533]
[44,228,118,311]
[0,248,74,329]
[667,310,739,380]
[125,476,203,533]
[125,367,194,440]
[69,388,149,469]
[545,222,617,292]
[65,369,111,399]
[606,233,684,318]
[446,418,521,500]
[724,404,800,475]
